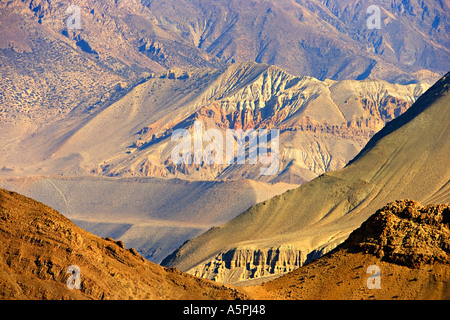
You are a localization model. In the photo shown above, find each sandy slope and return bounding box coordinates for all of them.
[0,188,244,300]
[162,72,450,283]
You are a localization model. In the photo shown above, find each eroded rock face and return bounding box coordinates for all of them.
[185,200,450,283]
[104,64,428,183]
[343,199,450,268]
[186,244,335,284]
[188,246,304,283]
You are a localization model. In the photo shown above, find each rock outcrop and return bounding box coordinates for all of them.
[250,200,450,300]
[343,199,450,268]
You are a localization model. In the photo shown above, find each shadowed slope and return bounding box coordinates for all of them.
[0,175,295,263]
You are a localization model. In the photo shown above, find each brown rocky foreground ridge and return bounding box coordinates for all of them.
[0,188,244,300]
[1,188,449,300]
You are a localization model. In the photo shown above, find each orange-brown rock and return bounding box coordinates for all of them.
[343,199,450,268]
[0,188,245,299]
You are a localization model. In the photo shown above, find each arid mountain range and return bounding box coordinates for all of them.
[0,0,446,184]
[0,61,430,183]
[145,0,449,83]
[0,60,431,262]
[1,188,448,299]
[0,0,449,300]
[162,71,450,284]
[2,0,447,89]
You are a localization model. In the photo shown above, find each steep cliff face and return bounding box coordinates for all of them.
[188,246,306,283]
[185,244,339,284]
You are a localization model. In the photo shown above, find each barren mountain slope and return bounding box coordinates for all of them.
[145,0,449,83]
[0,0,446,157]
[0,188,245,300]
[0,0,222,162]
[162,72,450,284]
[0,175,295,263]
[1,62,429,184]
[245,200,450,300]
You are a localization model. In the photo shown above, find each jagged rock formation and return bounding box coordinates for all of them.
[161,72,450,283]
[79,66,427,183]
[188,246,306,284]
[343,199,450,268]
[1,62,428,184]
